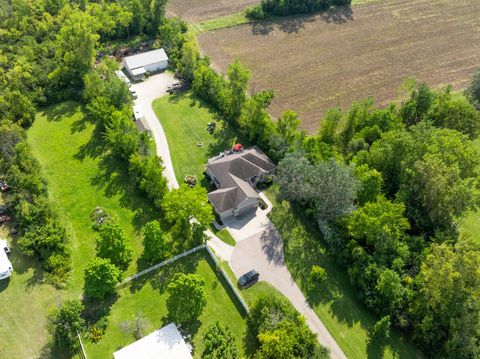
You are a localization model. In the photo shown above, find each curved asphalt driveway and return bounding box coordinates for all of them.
[131,73,179,189]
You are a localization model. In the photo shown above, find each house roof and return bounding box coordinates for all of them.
[208,175,259,213]
[124,49,169,70]
[113,323,192,359]
[207,146,275,214]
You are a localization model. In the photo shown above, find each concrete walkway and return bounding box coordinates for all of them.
[131,73,179,189]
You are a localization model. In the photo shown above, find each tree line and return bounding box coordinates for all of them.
[247,0,351,19]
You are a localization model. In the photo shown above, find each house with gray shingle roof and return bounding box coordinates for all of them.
[205,146,275,221]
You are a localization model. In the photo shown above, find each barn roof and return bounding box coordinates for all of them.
[124,49,169,70]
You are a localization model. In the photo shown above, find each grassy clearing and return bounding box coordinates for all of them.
[29,102,161,284]
[266,186,421,359]
[191,11,252,34]
[83,250,247,358]
[152,92,246,185]
[0,215,63,359]
[209,224,236,246]
[0,101,161,358]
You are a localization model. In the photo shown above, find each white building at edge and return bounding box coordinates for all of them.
[113,323,192,359]
[123,48,169,80]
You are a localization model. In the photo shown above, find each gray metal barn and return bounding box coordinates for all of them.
[123,48,169,80]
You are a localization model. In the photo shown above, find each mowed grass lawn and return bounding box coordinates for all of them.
[29,101,160,285]
[84,250,247,358]
[0,206,64,359]
[153,92,246,185]
[267,186,422,359]
[0,101,161,358]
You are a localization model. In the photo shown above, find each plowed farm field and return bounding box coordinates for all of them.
[198,0,480,132]
[166,0,258,22]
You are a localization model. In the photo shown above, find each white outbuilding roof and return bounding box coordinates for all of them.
[113,323,192,359]
[124,49,169,71]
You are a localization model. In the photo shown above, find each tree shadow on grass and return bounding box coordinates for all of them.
[71,117,105,161]
[366,335,397,359]
[37,341,73,359]
[42,101,81,122]
[0,277,10,292]
[204,252,249,318]
[89,151,160,230]
[82,292,119,328]
[128,252,200,294]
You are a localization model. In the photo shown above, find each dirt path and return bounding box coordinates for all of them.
[131,73,179,189]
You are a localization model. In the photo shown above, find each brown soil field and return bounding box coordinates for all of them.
[166,0,258,22]
[198,0,480,132]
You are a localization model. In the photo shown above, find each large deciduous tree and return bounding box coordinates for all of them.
[430,86,480,139]
[247,295,327,359]
[466,67,480,110]
[412,235,480,357]
[84,257,122,299]
[224,59,251,121]
[142,220,166,264]
[347,196,410,264]
[162,184,213,241]
[203,322,238,359]
[166,273,207,323]
[49,10,99,95]
[129,153,168,207]
[96,221,133,268]
[238,90,274,145]
[48,300,85,353]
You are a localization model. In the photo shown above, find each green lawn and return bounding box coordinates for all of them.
[152,92,246,186]
[0,210,64,359]
[191,11,252,34]
[209,225,236,246]
[1,101,161,358]
[83,250,247,358]
[29,102,161,285]
[266,186,421,359]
